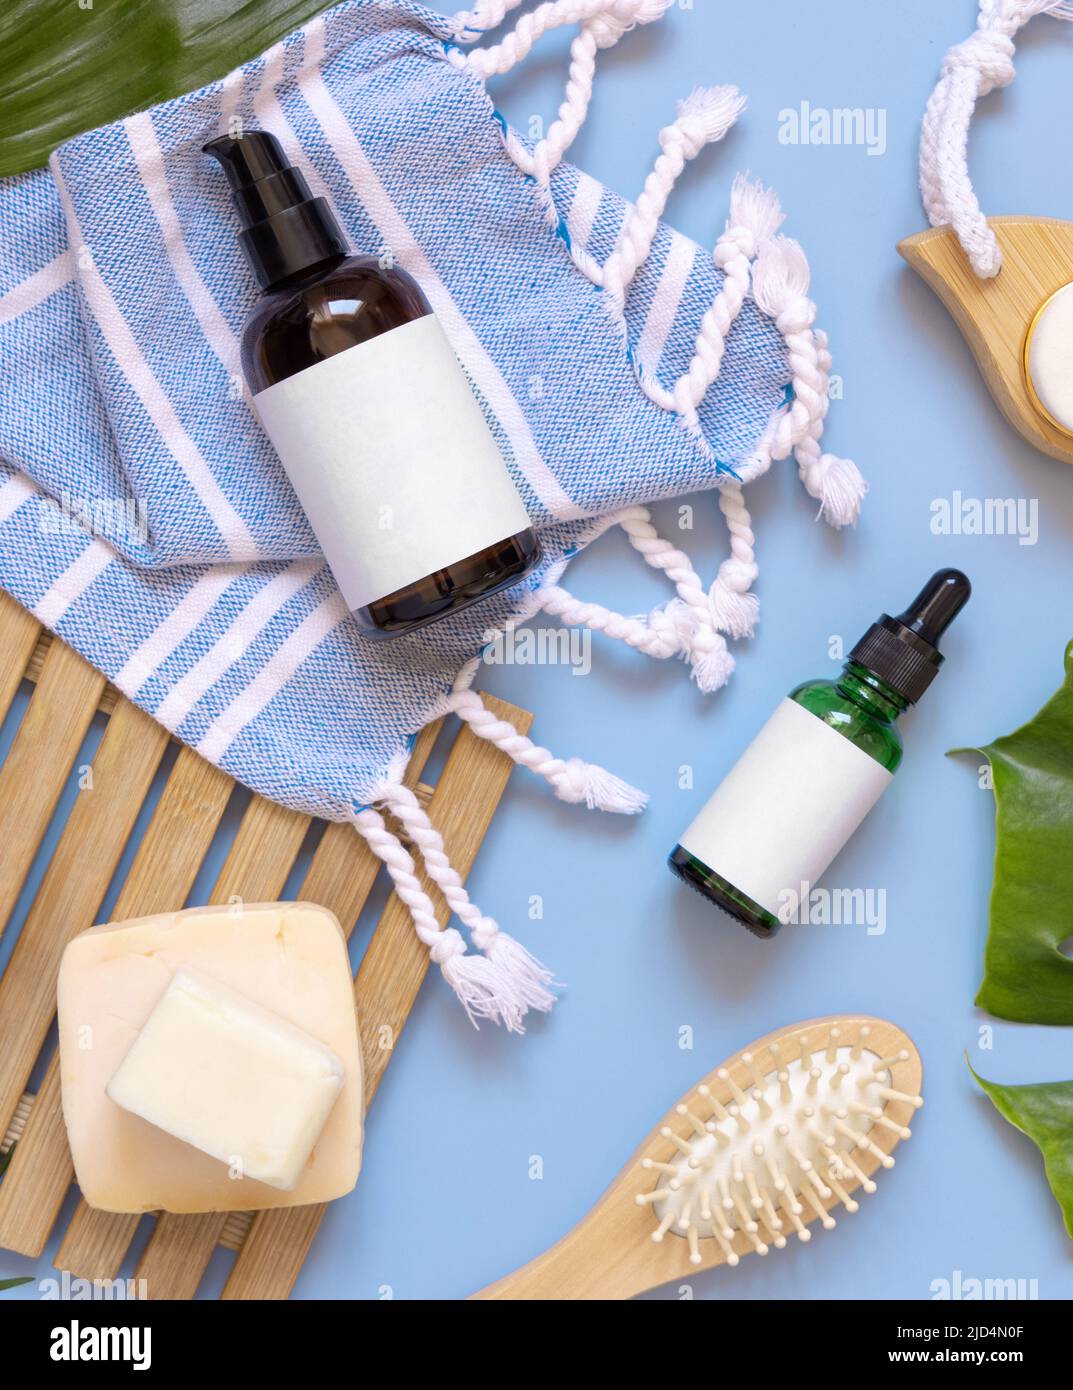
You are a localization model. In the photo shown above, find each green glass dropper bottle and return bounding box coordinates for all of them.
[669,568,971,937]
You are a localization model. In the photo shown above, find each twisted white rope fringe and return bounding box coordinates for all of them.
[539,581,672,651]
[667,176,784,430]
[617,505,734,690]
[463,1,748,383]
[750,236,866,528]
[376,774,555,1024]
[447,661,648,811]
[625,179,775,639]
[450,2,861,702]
[461,0,668,78]
[458,0,671,290]
[602,87,745,308]
[709,484,759,638]
[488,1,670,189]
[351,808,530,1030]
[518,22,602,185]
[526,493,758,692]
[919,0,1071,278]
[452,0,527,42]
[532,507,735,693]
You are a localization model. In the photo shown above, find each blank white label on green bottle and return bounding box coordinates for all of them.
[253,315,532,611]
[679,698,893,920]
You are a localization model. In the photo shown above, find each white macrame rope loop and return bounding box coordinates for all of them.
[668,177,783,429]
[617,505,733,689]
[350,808,505,1030]
[531,506,735,694]
[919,0,1072,278]
[493,5,668,187]
[637,176,782,422]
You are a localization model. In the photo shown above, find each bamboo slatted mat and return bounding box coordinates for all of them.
[0,589,531,1299]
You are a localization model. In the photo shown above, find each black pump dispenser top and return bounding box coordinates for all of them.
[204,130,348,290]
[848,568,971,704]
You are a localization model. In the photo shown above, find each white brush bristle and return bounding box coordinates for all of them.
[636,1028,921,1263]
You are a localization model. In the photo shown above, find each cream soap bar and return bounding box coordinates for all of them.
[58,903,363,1214]
[107,968,344,1191]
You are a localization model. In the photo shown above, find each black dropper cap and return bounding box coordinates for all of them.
[847,568,971,704]
[203,130,348,290]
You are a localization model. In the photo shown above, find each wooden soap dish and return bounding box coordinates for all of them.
[899,217,1073,464]
[0,591,531,1299]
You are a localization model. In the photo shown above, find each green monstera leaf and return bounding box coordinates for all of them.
[0,0,332,177]
[971,1062,1073,1237]
[954,640,1073,1024]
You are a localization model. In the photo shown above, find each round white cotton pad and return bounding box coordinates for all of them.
[1026,281,1073,438]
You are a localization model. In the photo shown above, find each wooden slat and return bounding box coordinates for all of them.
[2,746,233,1258]
[2,1091,33,1152]
[222,696,532,1300]
[23,630,122,716]
[136,1212,224,1301]
[115,750,237,920]
[0,698,169,1140]
[0,637,106,940]
[219,1211,253,1252]
[0,1063,68,1252]
[0,591,40,725]
[130,795,313,1299]
[205,797,313,910]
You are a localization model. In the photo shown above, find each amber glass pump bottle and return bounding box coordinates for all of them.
[205,130,541,640]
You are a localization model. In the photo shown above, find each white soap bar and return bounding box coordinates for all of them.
[58,902,363,1214]
[1026,280,1073,436]
[106,967,344,1191]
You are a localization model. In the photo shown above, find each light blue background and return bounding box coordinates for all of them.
[4,0,1073,1301]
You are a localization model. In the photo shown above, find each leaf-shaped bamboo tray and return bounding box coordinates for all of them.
[899,217,1073,465]
[0,588,529,1298]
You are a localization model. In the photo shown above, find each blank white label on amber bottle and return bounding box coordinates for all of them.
[253,315,533,612]
[679,698,893,920]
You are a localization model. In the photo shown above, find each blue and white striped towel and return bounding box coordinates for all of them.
[0,0,860,1026]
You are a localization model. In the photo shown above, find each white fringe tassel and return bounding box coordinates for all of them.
[448,667,648,812]
[352,766,556,1031]
[750,235,866,528]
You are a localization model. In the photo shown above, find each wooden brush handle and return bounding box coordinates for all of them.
[473,1220,650,1301]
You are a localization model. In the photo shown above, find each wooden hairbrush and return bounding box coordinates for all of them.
[899,217,1073,464]
[474,1014,922,1300]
